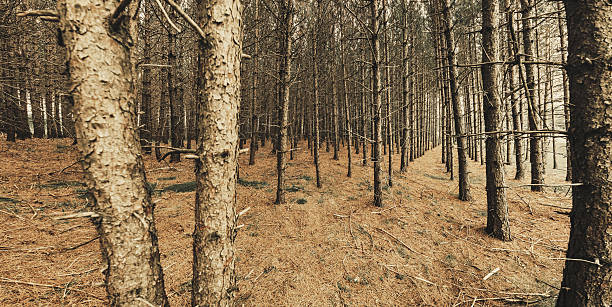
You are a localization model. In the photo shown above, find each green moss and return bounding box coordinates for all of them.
[296,198,307,204]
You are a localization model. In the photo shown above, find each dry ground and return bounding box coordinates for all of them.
[0,138,572,306]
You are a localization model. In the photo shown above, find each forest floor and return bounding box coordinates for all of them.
[0,138,572,306]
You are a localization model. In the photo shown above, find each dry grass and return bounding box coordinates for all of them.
[0,138,571,306]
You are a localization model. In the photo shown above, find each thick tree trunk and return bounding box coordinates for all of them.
[192,0,242,305]
[556,2,612,306]
[56,0,169,305]
[481,0,511,241]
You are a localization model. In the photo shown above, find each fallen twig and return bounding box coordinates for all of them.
[0,277,104,300]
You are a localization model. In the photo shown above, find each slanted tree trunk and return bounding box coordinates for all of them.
[481,0,511,241]
[340,17,352,177]
[441,0,471,201]
[503,0,525,180]
[556,2,612,306]
[519,0,544,191]
[192,0,242,305]
[56,0,169,305]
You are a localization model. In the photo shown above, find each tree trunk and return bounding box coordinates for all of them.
[140,21,152,155]
[442,0,471,201]
[249,0,259,166]
[56,0,169,305]
[556,2,612,306]
[275,0,292,205]
[519,0,544,191]
[371,0,383,207]
[192,0,242,305]
[556,4,571,181]
[481,0,511,241]
[400,0,409,172]
[312,7,322,188]
[340,18,352,177]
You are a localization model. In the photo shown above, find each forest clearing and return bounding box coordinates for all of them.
[1,138,571,305]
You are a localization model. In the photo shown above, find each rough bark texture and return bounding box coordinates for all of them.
[371,0,383,207]
[556,2,611,306]
[442,0,471,201]
[275,0,293,205]
[192,0,242,305]
[56,0,169,305]
[481,0,511,241]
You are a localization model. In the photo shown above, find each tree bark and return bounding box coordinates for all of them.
[56,0,169,305]
[441,0,471,201]
[192,0,242,305]
[481,0,511,241]
[275,0,293,205]
[519,0,544,191]
[371,0,383,207]
[556,2,612,306]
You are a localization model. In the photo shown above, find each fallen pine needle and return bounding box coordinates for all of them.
[483,267,500,281]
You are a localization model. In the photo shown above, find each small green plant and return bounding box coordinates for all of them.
[0,196,20,204]
[39,181,85,189]
[163,181,196,193]
[296,198,307,204]
[237,178,268,189]
[298,175,313,181]
[55,144,71,153]
[284,184,304,193]
[74,188,90,199]
[157,176,176,181]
